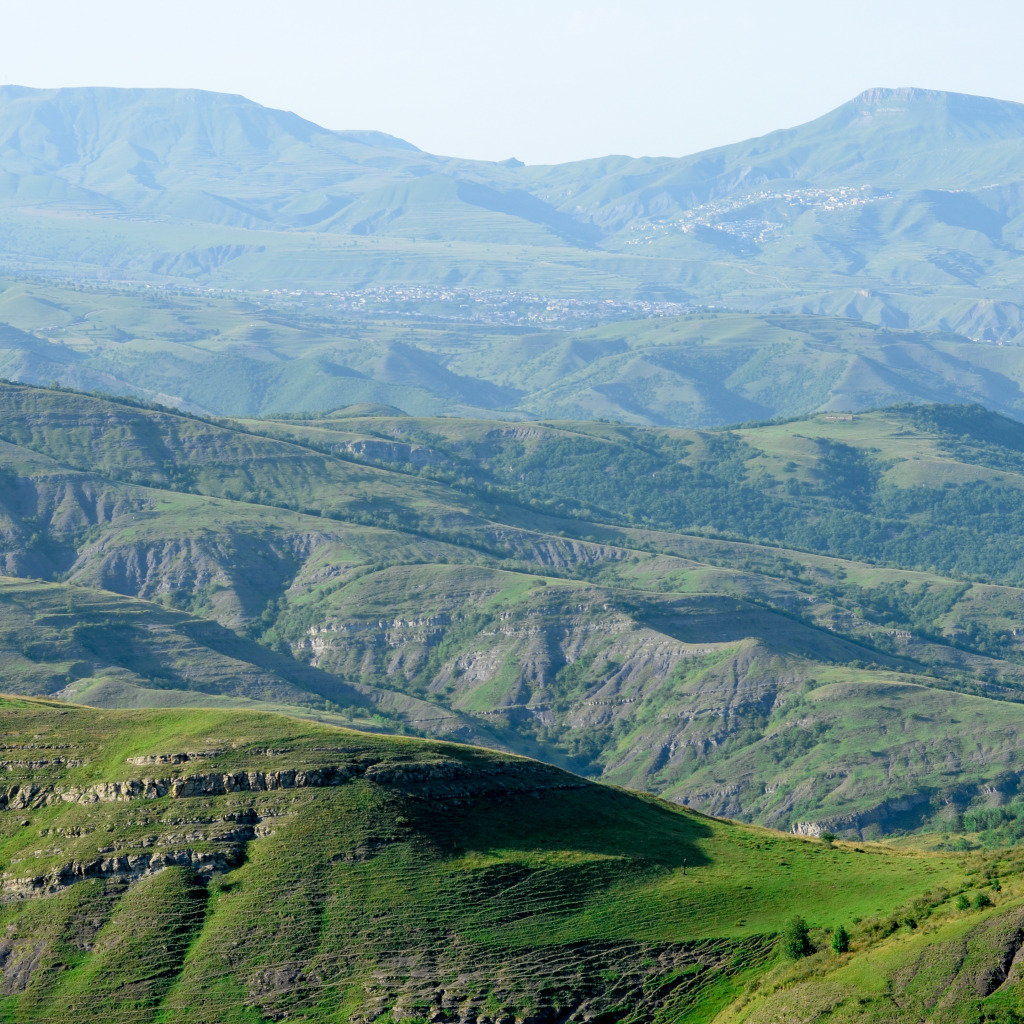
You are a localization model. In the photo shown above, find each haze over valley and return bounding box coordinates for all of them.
[4,77,1024,1023]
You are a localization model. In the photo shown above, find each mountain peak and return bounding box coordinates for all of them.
[845,85,1024,122]
[853,86,943,106]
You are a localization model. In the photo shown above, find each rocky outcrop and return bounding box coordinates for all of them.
[1,758,83,770]
[3,847,246,899]
[1,765,360,810]
[339,438,448,469]
[789,770,1024,839]
[0,783,49,811]
[791,789,935,839]
[1,757,582,813]
[126,750,224,766]
[791,821,825,838]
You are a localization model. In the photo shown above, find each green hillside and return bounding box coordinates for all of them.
[7,82,1024,1023]
[1,697,1017,1024]
[6,382,1024,842]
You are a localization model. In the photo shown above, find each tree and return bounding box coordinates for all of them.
[781,916,812,959]
[831,924,850,954]
[820,831,837,847]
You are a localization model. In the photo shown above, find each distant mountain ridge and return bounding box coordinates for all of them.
[0,85,517,233]
[3,84,1024,419]
[4,84,1024,231]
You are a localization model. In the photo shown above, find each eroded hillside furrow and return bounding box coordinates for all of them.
[350,935,779,1024]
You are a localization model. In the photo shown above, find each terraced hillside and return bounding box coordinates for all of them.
[8,382,1024,840]
[1,697,1021,1024]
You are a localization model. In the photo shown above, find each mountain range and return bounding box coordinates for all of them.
[1,84,1024,423]
[6,80,1024,1021]
[6,382,1024,842]
[1,85,1024,314]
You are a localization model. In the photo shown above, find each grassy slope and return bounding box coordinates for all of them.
[714,887,1024,1023]
[0,697,999,1024]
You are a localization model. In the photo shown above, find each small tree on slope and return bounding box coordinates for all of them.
[782,916,813,959]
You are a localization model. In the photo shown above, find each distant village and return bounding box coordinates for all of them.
[626,184,894,246]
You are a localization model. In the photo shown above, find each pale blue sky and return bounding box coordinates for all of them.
[2,0,1023,164]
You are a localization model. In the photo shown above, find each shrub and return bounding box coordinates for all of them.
[955,894,970,910]
[973,891,993,910]
[831,924,850,954]
[781,915,813,959]
[820,831,837,847]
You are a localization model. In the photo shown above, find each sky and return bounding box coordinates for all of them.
[2,0,1023,164]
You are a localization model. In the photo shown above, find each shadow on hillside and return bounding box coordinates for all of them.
[644,595,903,666]
[64,605,379,713]
[408,783,714,872]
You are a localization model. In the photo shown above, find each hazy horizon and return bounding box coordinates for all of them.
[4,0,1024,164]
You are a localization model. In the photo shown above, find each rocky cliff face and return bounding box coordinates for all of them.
[1,742,584,901]
[2,755,578,815]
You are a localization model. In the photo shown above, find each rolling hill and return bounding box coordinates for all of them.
[7,382,1024,843]
[1,696,1019,1024]
[8,279,1024,425]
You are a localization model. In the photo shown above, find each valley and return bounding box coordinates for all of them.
[4,382,1024,846]
[2,78,1024,1020]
